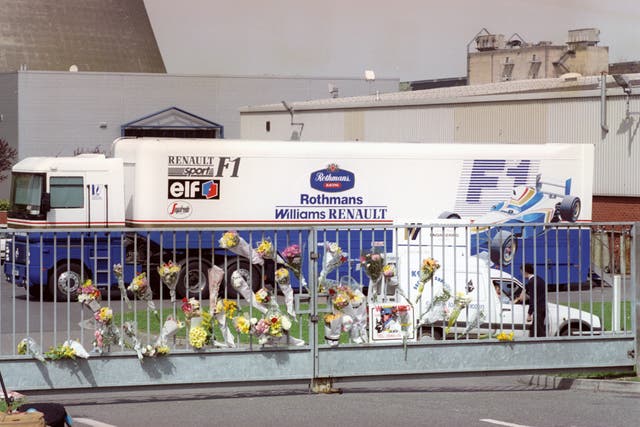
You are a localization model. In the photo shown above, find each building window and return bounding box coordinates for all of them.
[266,121,271,132]
[528,54,542,79]
[50,177,84,208]
[501,57,514,81]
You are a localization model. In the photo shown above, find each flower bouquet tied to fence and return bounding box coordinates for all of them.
[157,260,181,303]
[219,230,263,265]
[127,272,159,320]
[318,242,348,292]
[112,263,131,307]
[45,340,90,360]
[17,337,45,362]
[445,291,472,334]
[415,257,441,304]
[255,238,275,260]
[281,243,307,291]
[274,267,296,317]
[77,279,101,312]
[230,269,268,314]
[360,247,385,283]
[211,299,237,348]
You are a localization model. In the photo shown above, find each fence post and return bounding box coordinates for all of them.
[612,274,621,333]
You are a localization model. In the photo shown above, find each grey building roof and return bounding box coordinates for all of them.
[0,0,165,73]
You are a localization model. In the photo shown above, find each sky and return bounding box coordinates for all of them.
[143,0,640,82]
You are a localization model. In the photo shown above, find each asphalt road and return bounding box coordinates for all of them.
[21,375,640,427]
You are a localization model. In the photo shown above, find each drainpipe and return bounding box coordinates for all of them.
[600,72,609,137]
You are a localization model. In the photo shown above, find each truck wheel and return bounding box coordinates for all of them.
[47,262,84,302]
[559,196,581,222]
[438,211,461,219]
[419,326,444,341]
[175,259,211,300]
[223,257,262,299]
[489,230,516,266]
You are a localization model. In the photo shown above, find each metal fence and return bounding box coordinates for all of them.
[0,222,637,391]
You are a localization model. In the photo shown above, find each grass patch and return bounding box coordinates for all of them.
[567,301,632,331]
[557,371,638,381]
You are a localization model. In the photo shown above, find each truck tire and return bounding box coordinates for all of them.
[489,230,516,266]
[438,211,461,219]
[47,262,85,302]
[175,258,211,300]
[559,196,581,222]
[223,257,262,299]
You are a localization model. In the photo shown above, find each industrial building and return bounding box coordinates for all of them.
[239,73,640,221]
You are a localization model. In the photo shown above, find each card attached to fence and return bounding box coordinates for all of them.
[369,303,415,343]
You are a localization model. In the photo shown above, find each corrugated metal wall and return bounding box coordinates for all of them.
[0,73,19,198]
[240,91,640,196]
[12,71,398,157]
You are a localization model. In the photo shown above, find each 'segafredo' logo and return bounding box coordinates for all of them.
[310,163,355,193]
[167,201,192,219]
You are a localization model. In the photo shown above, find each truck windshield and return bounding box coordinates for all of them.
[9,172,46,219]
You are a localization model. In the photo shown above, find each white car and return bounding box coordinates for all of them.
[415,262,602,340]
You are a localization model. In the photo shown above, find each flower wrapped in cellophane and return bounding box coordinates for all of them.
[127,272,159,320]
[154,316,184,349]
[255,238,275,261]
[181,297,202,323]
[45,340,89,360]
[113,263,131,308]
[207,265,225,314]
[17,337,45,362]
[445,291,473,334]
[280,244,307,291]
[415,257,441,304]
[417,283,452,326]
[92,305,121,354]
[254,288,271,305]
[230,269,267,314]
[77,279,101,312]
[360,247,385,283]
[212,299,237,348]
[274,267,295,317]
[188,315,210,350]
[258,307,302,346]
[326,281,368,344]
[157,260,181,303]
[323,313,353,347]
[219,230,263,265]
[318,242,348,292]
[121,322,145,359]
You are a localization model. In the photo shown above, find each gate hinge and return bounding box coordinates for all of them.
[310,314,319,323]
[628,349,635,359]
[310,251,319,260]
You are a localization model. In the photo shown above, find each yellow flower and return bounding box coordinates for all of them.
[222,299,237,318]
[17,340,27,355]
[220,231,239,248]
[156,345,170,355]
[496,331,515,341]
[256,239,274,258]
[189,326,208,349]
[233,316,250,334]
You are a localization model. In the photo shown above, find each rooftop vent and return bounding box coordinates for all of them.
[567,28,600,46]
[475,34,505,51]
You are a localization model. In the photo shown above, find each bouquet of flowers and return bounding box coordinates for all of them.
[344,283,368,344]
[417,284,452,325]
[230,269,268,314]
[207,265,225,314]
[113,263,131,308]
[274,267,295,317]
[445,291,473,334]
[157,260,181,303]
[496,330,515,342]
[255,238,274,260]
[254,288,271,305]
[45,340,89,360]
[181,297,202,323]
[280,244,307,291]
[323,313,353,347]
[121,322,145,359]
[154,316,184,350]
[415,257,441,304]
[77,279,101,312]
[330,287,351,310]
[318,242,348,291]
[360,247,385,288]
[91,304,121,354]
[189,322,209,350]
[219,230,263,265]
[17,337,45,362]
[210,299,237,348]
[232,315,252,335]
[94,306,113,324]
[127,272,159,320]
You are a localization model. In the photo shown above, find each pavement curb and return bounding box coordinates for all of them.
[519,375,640,394]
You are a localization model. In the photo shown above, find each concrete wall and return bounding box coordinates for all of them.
[0,74,19,198]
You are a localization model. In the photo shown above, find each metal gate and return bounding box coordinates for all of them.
[0,222,636,391]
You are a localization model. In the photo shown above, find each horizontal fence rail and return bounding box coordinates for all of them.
[0,222,636,390]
